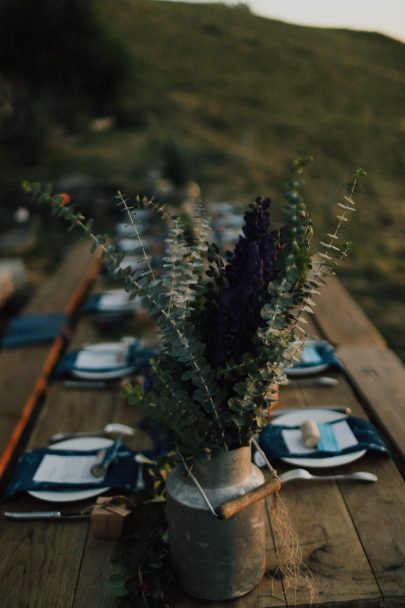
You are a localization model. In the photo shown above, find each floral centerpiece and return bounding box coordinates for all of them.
[24,160,364,455]
[24,160,365,600]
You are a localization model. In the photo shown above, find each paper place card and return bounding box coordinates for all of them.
[282,419,359,454]
[33,454,103,484]
[332,420,358,449]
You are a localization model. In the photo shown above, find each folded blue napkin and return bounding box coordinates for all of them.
[54,340,154,380]
[286,340,342,375]
[258,416,389,461]
[1,313,67,349]
[3,444,157,499]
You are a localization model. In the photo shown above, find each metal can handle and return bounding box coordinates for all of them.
[216,478,281,520]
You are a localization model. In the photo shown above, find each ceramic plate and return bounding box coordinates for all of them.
[271,408,366,468]
[285,362,330,377]
[97,289,142,312]
[28,437,112,502]
[70,342,136,380]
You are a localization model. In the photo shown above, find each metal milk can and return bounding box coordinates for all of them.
[166,445,280,600]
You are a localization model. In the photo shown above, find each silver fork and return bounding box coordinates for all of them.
[279,468,377,483]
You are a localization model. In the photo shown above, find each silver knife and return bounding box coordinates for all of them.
[3,511,90,520]
[270,405,351,418]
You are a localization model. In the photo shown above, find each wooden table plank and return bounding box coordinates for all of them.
[0,242,100,477]
[23,241,99,315]
[313,274,386,348]
[296,374,405,605]
[337,345,405,468]
[0,509,88,608]
[275,385,382,607]
[338,458,405,600]
[0,387,117,608]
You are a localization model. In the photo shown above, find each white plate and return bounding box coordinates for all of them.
[97,289,142,312]
[285,362,329,377]
[28,437,112,503]
[271,408,366,468]
[70,342,136,380]
[72,366,135,380]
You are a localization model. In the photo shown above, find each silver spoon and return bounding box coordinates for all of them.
[279,468,377,484]
[48,422,135,444]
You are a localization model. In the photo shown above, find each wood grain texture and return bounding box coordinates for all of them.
[312,274,386,348]
[272,383,382,607]
[0,243,99,472]
[217,479,281,520]
[24,241,97,314]
[297,369,405,604]
[338,457,405,599]
[337,345,405,466]
[1,268,405,608]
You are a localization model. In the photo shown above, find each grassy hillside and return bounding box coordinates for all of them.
[3,0,405,357]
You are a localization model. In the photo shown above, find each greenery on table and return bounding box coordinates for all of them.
[24,161,364,456]
[104,454,179,607]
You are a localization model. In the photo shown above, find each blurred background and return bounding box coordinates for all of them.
[0,0,404,359]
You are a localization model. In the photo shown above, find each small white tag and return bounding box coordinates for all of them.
[333,420,358,449]
[282,429,315,453]
[282,419,358,454]
[33,454,102,484]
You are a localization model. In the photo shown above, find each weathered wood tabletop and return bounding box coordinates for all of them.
[0,242,100,477]
[0,261,404,608]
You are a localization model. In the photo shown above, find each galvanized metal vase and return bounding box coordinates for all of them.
[166,446,267,600]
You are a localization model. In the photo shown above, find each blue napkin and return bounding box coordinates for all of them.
[54,340,154,380]
[258,416,389,461]
[286,340,342,375]
[3,444,157,499]
[1,313,67,349]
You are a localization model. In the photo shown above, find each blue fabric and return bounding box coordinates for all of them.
[54,340,155,379]
[3,444,157,499]
[1,313,67,349]
[316,423,340,452]
[83,294,104,314]
[287,340,342,374]
[258,416,389,461]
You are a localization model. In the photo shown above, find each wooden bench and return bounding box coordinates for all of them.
[0,241,100,478]
[0,269,404,607]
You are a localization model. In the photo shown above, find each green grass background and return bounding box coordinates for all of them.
[3,0,405,358]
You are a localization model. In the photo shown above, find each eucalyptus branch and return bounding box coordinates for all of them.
[243,168,366,412]
[115,190,156,281]
[23,164,366,455]
[23,181,219,419]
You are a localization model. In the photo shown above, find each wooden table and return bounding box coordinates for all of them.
[0,269,404,608]
[0,242,100,478]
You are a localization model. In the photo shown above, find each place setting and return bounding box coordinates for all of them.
[254,405,389,482]
[2,423,155,506]
[52,336,155,389]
